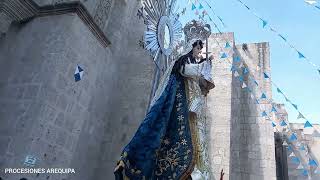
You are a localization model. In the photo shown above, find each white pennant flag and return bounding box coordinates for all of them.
[305,0,317,5]
[239,62,244,68]
[283,141,288,146]
[297,163,304,169]
[289,152,295,157]
[250,94,254,99]
[256,65,261,71]
[234,71,239,77]
[242,82,247,88]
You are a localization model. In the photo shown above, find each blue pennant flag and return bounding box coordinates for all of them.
[302,169,308,176]
[243,67,249,74]
[225,42,231,48]
[199,3,204,9]
[309,160,318,167]
[289,133,297,141]
[280,120,287,126]
[287,145,292,151]
[298,51,305,59]
[246,87,252,93]
[234,56,241,62]
[300,145,306,151]
[272,122,276,127]
[277,88,283,94]
[261,93,267,99]
[238,76,244,82]
[271,106,277,112]
[230,65,237,72]
[74,65,84,82]
[221,52,228,58]
[304,121,313,128]
[263,72,269,78]
[291,103,298,110]
[261,19,267,28]
[192,3,196,10]
[291,157,300,164]
[262,111,268,117]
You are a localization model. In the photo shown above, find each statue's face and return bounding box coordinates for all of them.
[193,44,202,57]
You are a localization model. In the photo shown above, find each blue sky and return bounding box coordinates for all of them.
[176,0,320,124]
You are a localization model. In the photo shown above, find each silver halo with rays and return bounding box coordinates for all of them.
[142,0,183,102]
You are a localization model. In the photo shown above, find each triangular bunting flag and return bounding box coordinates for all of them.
[262,19,267,28]
[202,10,207,15]
[304,121,313,128]
[234,56,241,62]
[199,3,204,9]
[272,122,277,127]
[289,133,297,141]
[280,120,287,126]
[250,94,254,99]
[289,152,295,157]
[243,67,249,74]
[318,69,320,75]
[271,106,277,112]
[254,80,259,86]
[234,71,240,77]
[256,65,261,71]
[209,17,212,21]
[261,93,267,99]
[316,5,320,10]
[287,146,293,151]
[238,76,244,82]
[298,51,305,59]
[297,112,305,119]
[285,97,290,102]
[291,103,298,110]
[309,159,318,167]
[277,88,283,94]
[225,42,231,48]
[192,3,196,10]
[263,72,269,79]
[300,145,306,151]
[242,82,247,88]
[74,65,84,82]
[231,65,237,72]
[302,169,308,176]
[221,52,227,58]
[262,111,268,117]
[239,62,244,68]
[297,163,304,169]
[282,141,288,146]
[292,157,300,164]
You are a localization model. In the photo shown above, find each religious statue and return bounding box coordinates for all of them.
[113,35,215,179]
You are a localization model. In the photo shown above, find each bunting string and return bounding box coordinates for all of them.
[234,0,320,76]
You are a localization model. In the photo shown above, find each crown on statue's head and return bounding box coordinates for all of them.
[183,20,211,43]
[180,20,211,54]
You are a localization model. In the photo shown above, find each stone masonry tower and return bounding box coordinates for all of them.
[206,32,277,180]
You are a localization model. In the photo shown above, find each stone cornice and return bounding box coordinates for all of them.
[0,0,111,47]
